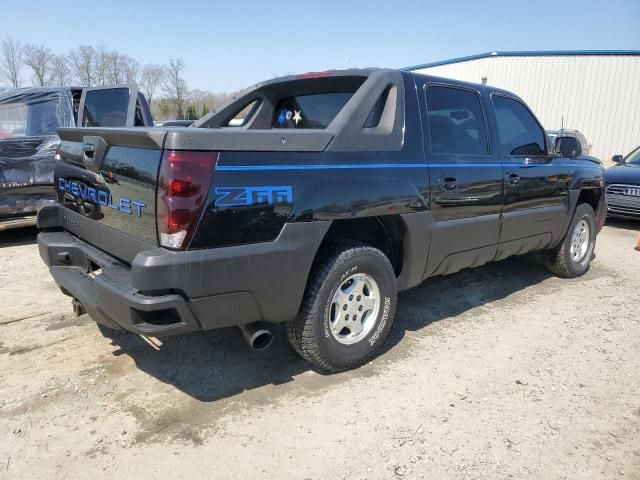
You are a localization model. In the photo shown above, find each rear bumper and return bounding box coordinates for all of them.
[38,208,330,336]
[0,214,37,232]
[38,231,201,335]
[0,185,56,231]
[0,185,56,215]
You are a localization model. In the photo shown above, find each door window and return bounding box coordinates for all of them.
[492,96,546,156]
[425,85,489,156]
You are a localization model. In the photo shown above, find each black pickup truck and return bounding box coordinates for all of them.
[37,69,606,372]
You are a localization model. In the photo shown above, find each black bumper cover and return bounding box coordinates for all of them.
[38,213,329,336]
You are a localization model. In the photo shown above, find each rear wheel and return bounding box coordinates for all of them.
[288,244,397,372]
[545,203,597,278]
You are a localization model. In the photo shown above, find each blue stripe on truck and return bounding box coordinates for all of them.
[215,162,583,172]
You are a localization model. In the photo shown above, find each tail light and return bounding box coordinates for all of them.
[157,150,218,249]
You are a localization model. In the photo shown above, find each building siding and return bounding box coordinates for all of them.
[412,55,640,161]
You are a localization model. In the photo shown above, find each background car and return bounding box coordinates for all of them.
[605,145,640,219]
[154,119,194,127]
[547,129,591,156]
[0,85,152,232]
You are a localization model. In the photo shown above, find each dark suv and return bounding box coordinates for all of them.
[0,85,152,231]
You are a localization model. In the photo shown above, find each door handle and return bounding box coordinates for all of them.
[505,172,520,186]
[440,176,457,190]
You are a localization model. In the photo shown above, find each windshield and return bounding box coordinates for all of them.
[625,146,640,165]
[0,91,73,139]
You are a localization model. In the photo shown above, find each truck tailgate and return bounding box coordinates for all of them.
[53,128,166,259]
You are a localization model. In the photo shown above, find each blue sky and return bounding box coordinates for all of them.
[2,0,639,92]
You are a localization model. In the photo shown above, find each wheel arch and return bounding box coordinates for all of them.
[555,186,605,248]
[314,212,432,291]
[577,187,602,213]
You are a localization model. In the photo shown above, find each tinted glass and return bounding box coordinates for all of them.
[626,146,640,165]
[492,96,545,156]
[556,136,581,158]
[226,100,259,127]
[364,87,390,128]
[426,86,488,155]
[134,100,146,127]
[0,93,69,137]
[82,88,130,127]
[273,93,354,129]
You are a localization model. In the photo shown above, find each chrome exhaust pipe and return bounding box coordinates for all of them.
[239,322,273,350]
[71,298,86,317]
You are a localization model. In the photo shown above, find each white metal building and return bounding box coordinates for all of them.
[407,51,640,161]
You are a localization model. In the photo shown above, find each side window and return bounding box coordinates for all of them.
[134,92,152,127]
[82,88,130,127]
[225,100,259,127]
[492,96,546,156]
[134,100,146,126]
[425,85,488,156]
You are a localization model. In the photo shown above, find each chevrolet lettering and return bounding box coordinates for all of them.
[57,178,146,217]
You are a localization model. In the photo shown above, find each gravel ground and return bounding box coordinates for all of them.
[0,222,639,480]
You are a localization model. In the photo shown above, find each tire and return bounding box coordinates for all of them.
[288,243,398,372]
[545,203,597,278]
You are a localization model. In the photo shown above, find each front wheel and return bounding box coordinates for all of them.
[545,203,597,278]
[288,244,397,372]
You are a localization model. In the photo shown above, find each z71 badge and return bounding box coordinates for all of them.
[214,186,293,207]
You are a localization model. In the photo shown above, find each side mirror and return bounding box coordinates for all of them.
[611,154,624,164]
[555,136,582,158]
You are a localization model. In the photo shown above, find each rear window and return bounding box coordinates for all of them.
[272,92,354,129]
[0,92,71,137]
[82,88,130,127]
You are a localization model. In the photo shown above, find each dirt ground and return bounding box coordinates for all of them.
[0,222,639,480]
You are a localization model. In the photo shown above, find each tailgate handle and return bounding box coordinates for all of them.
[81,136,108,171]
[82,143,95,158]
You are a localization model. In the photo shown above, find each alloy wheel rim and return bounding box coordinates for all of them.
[569,219,590,262]
[329,273,380,345]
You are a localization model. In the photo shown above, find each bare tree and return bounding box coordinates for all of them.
[1,36,23,87]
[105,49,124,84]
[1,41,229,123]
[140,64,164,104]
[163,58,188,119]
[69,45,96,86]
[93,46,109,86]
[123,56,139,84]
[189,88,234,118]
[23,44,55,86]
[51,55,72,86]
